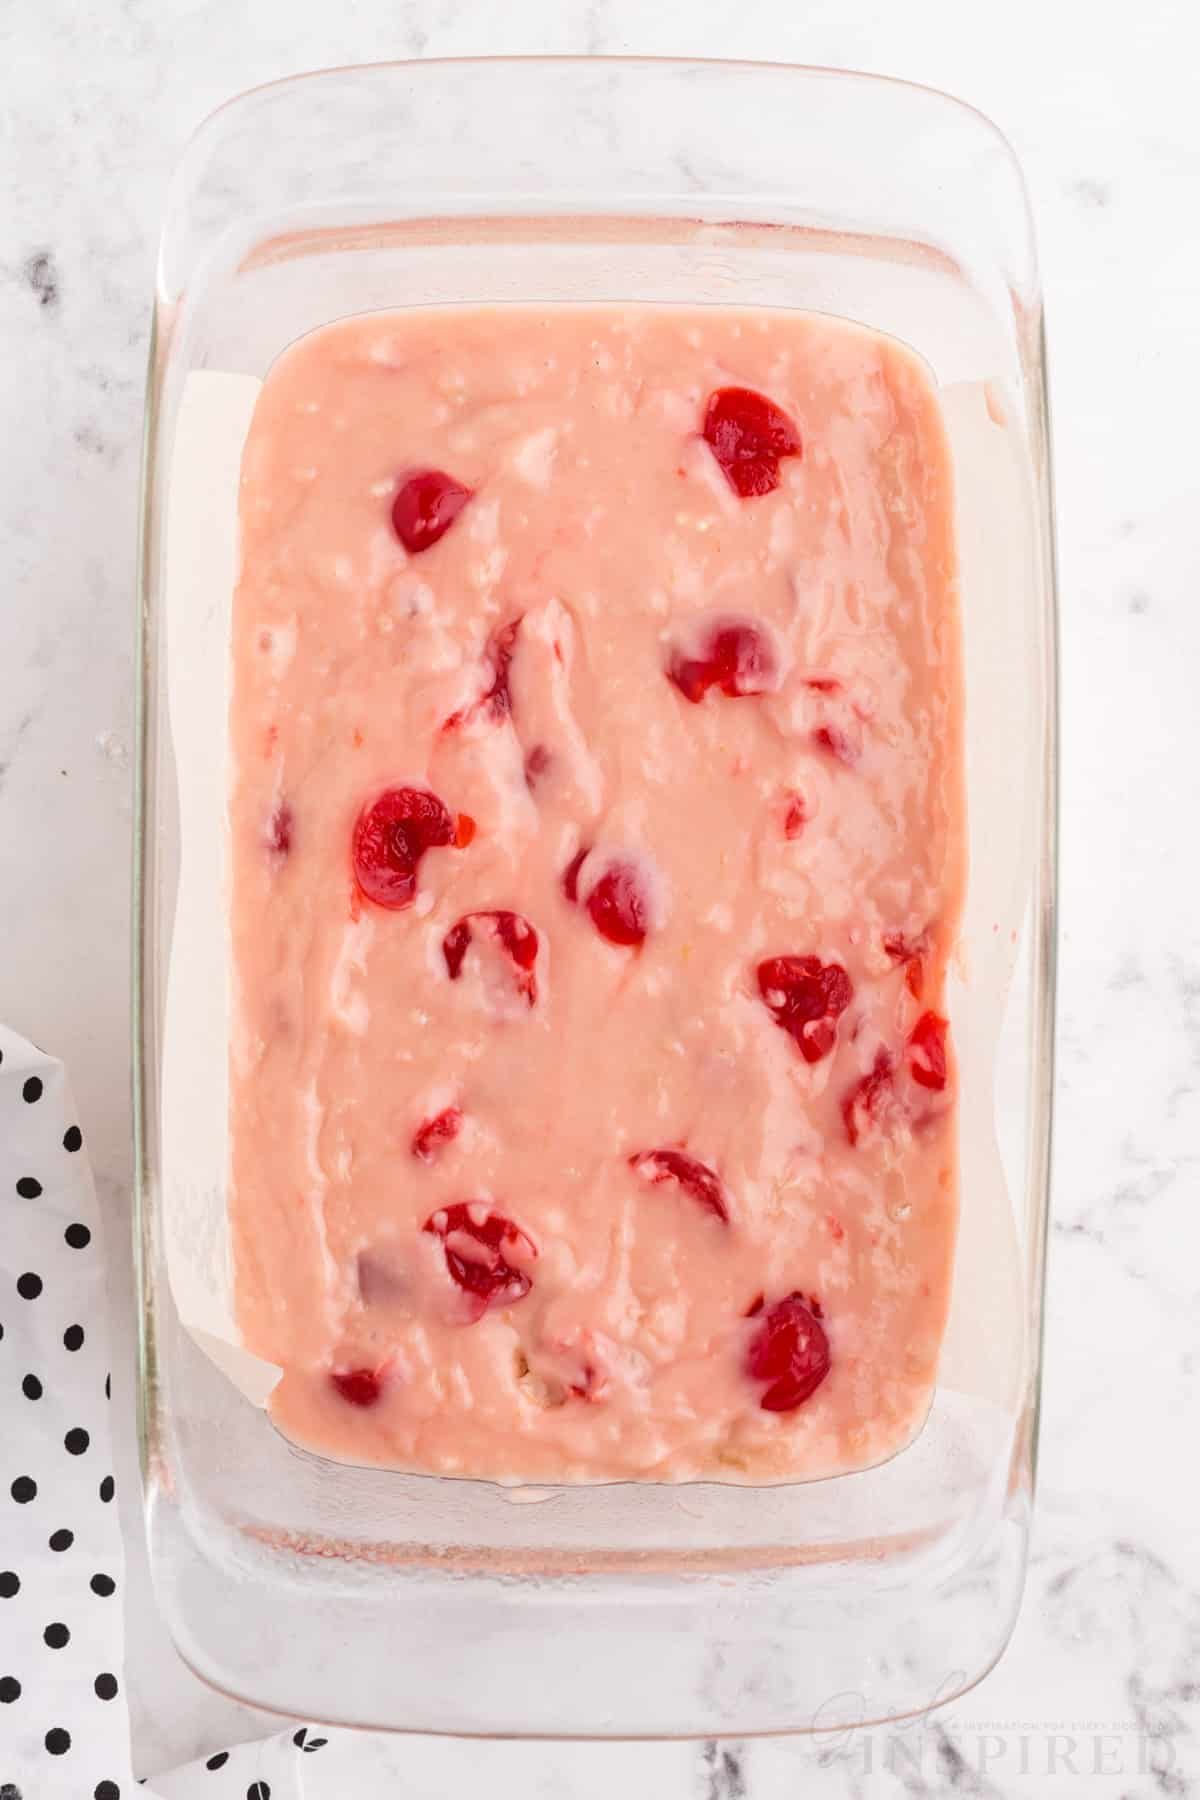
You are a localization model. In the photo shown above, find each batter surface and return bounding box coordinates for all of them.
[227,305,966,1483]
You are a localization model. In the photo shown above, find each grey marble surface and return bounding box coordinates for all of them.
[2,0,1198,1793]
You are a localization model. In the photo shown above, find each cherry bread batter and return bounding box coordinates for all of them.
[228,305,966,1483]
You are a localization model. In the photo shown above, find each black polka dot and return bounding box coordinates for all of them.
[49,1528,74,1552]
[94,1671,119,1701]
[0,1321,4,1341]
[64,1324,85,1351]
[16,1176,42,1199]
[65,1427,90,1456]
[0,1572,18,1598]
[10,1476,36,1504]
[44,1621,70,1648]
[22,1075,43,1103]
[96,1784,121,1800]
[65,1222,91,1250]
[90,1572,116,1597]
[16,1272,42,1300]
[205,1752,229,1770]
[64,1125,83,1152]
[99,1474,114,1503]
[22,1374,43,1400]
[45,1726,71,1754]
[248,1784,271,1800]
[0,1675,20,1703]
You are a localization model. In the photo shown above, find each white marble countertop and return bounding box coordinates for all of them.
[3,0,1198,1794]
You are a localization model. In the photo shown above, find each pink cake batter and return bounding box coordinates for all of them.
[227,305,966,1484]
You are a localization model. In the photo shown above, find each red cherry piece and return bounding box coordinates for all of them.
[842,1049,895,1147]
[442,920,470,980]
[757,956,853,1063]
[562,847,589,904]
[813,725,858,766]
[391,468,472,554]
[563,847,653,946]
[745,1292,831,1412]
[267,802,293,858]
[443,619,522,731]
[884,932,927,999]
[330,1368,383,1408]
[482,618,521,720]
[702,386,801,498]
[412,1106,463,1163]
[587,863,649,947]
[442,910,539,1005]
[783,793,807,840]
[908,1011,949,1091]
[628,1148,730,1224]
[352,786,455,909]
[667,619,778,704]
[454,812,477,849]
[424,1203,536,1318]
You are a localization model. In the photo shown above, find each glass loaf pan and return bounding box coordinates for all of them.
[134,57,1057,1735]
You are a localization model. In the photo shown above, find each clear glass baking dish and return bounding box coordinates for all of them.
[134,57,1057,1737]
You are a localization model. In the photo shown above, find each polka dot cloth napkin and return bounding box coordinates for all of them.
[1,1025,127,1799]
[1,1026,366,1799]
